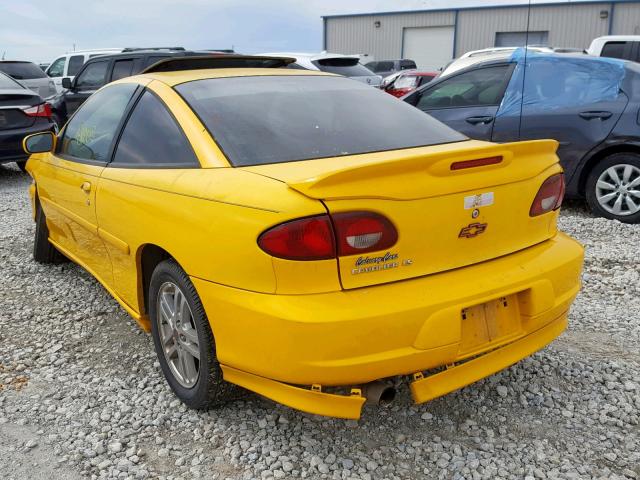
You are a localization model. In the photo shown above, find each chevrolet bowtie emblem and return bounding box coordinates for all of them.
[458,222,488,238]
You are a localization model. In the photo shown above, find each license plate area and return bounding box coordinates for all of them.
[459,295,522,356]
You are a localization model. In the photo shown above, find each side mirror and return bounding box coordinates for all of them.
[61,77,73,89]
[23,132,56,155]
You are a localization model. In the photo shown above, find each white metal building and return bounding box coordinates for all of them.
[322,0,640,70]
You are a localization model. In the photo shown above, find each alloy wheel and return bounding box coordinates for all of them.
[156,282,200,388]
[595,164,640,216]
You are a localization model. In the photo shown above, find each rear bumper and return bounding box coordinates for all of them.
[0,120,55,162]
[220,312,568,419]
[192,232,583,417]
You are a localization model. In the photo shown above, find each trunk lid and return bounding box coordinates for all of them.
[246,139,562,289]
[0,91,40,130]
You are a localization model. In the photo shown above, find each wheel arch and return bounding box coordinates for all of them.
[137,243,179,317]
[577,143,640,196]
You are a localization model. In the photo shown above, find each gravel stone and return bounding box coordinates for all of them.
[0,170,639,480]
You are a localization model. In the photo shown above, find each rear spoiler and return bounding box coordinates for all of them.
[142,55,296,74]
[282,140,560,201]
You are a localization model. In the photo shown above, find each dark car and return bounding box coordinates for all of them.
[49,49,207,128]
[365,59,417,79]
[0,71,55,171]
[403,50,640,223]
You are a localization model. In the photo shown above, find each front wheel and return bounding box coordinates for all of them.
[585,153,640,224]
[149,259,238,409]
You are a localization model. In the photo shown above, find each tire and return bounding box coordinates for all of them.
[585,153,640,224]
[16,161,27,173]
[51,112,64,132]
[149,259,238,409]
[33,200,67,264]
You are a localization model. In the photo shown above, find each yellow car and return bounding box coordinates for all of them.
[22,56,583,420]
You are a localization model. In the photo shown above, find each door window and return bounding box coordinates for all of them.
[601,41,628,60]
[67,55,85,76]
[112,59,135,81]
[47,57,65,77]
[75,61,109,90]
[58,83,138,162]
[111,91,198,168]
[521,57,625,111]
[417,65,511,110]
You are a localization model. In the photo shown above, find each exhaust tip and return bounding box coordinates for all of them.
[362,381,396,406]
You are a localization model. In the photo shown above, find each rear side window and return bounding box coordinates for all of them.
[376,61,394,71]
[0,62,46,79]
[417,65,511,109]
[176,75,466,167]
[601,42,628,59]
[67,55,85,76]
[111,91,198,168]
[400,60,417,70]
[312,58,375,77]
[112,59,135,81]
[47,57,65,77]
[59,83,138,162]
[75,61,109,90]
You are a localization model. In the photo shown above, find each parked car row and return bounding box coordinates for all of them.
[4,44,640,223]
[0,71,55,171]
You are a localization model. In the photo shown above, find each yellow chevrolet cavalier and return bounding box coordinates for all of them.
[22,56,583,419]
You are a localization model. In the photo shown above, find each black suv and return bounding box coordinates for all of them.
[49,49,206,128]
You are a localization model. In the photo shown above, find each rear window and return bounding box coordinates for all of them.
[312,58,376,77]
[0,72,22,89]
[394,75,419,89]
[176,75,466,167]
[0,62,46,80]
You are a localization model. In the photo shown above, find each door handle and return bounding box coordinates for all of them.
[466,115,494,125]
[579,111,612,120]
[80,181,91,193]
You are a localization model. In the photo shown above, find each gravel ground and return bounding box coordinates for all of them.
[0,163,638,480]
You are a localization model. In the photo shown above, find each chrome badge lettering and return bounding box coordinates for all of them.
[352,252,402,275]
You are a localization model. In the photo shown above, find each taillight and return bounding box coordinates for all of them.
[332,211,397,256]
[258,215,335,260]
[530,173,565,216]
[22,103,52,118]
[258,212,398,261]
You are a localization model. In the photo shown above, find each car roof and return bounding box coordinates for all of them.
[83,50,190,62]
[135,67,334,87]
[447,50,628,77]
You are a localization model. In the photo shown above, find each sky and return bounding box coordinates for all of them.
[0,0,605,63]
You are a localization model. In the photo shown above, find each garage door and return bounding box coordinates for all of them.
[403,26,455,71]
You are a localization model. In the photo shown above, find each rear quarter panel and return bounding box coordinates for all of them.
[95,167,330,313]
